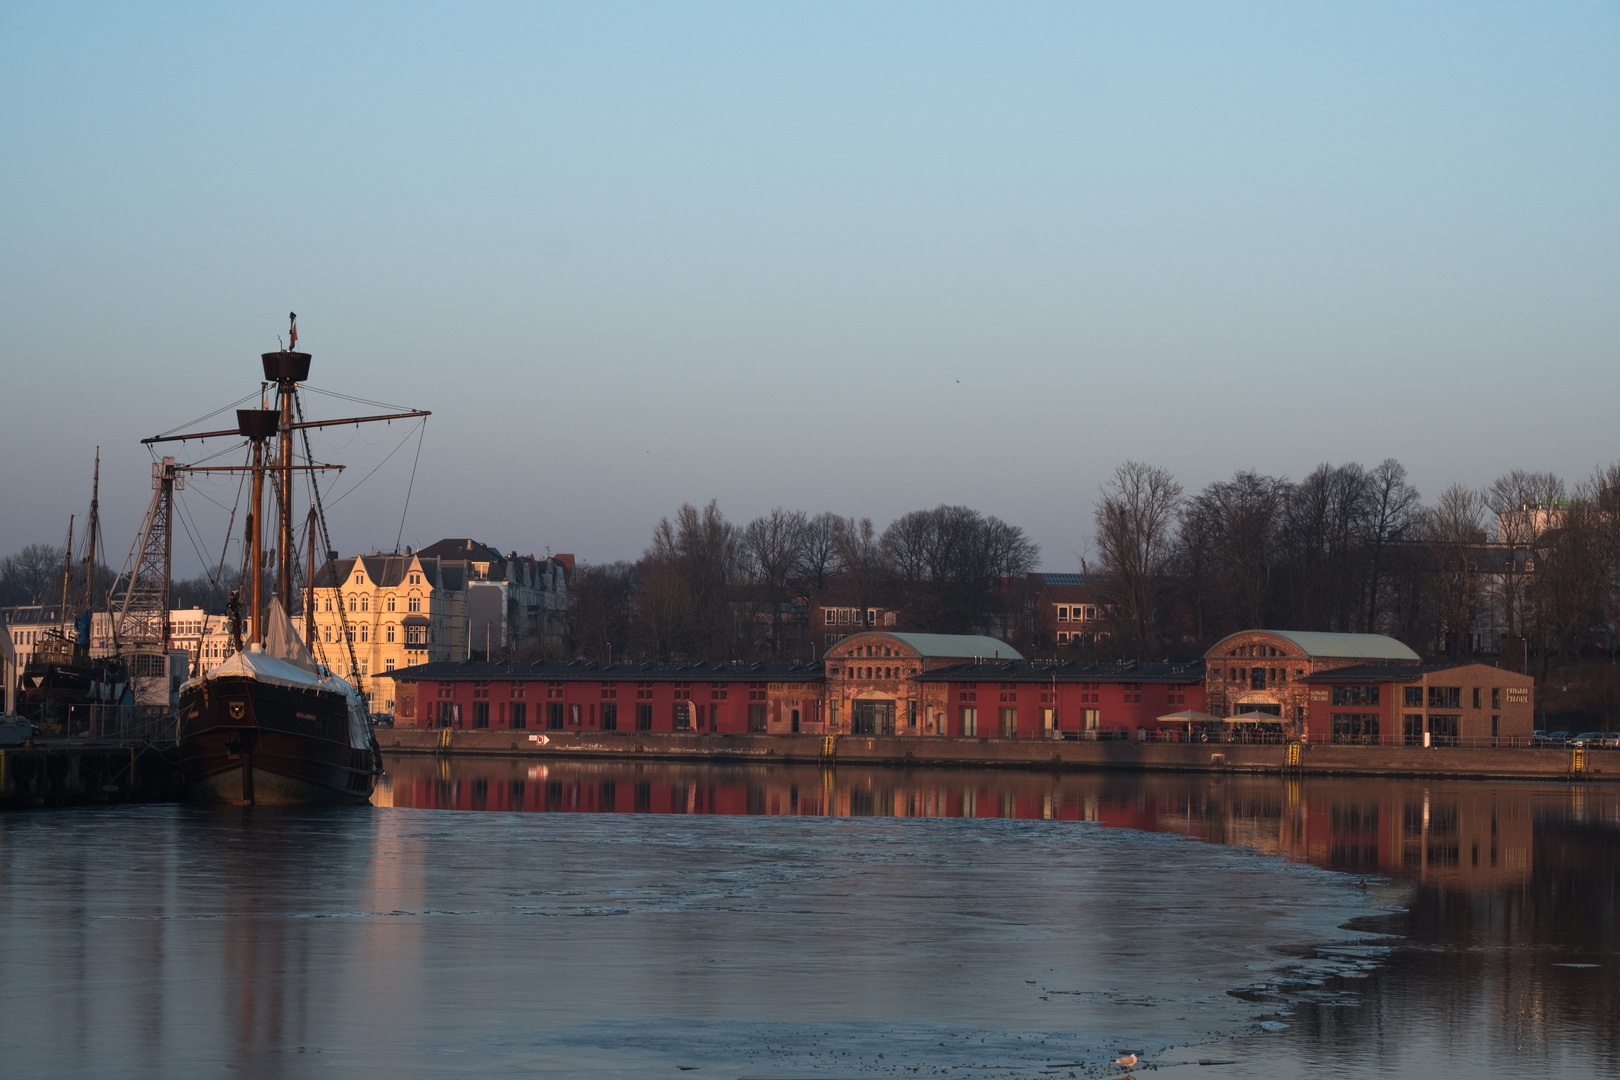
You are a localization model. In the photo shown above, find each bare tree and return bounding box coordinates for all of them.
[797,512,843,591]
[569,561,637,661]
[1485,469,1567,655]
[743,508,810,657]
[0,543,68,606]
[1362,459,1421,633]
[1591,463,1620,659]
[833,516,883,614]
[1094,462,1183,653]
[1422,483,1488,660]
[642,500,744,659]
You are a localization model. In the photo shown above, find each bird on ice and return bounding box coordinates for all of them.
[1113,1052,1139,1068]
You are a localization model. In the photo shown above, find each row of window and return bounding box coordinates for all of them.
[1054,605,1096,622]
[1327,685,1497,710]
[317,622,432,646]
[438,700,773,733]
[1056,631,1109,645]
[345,571,426,588]
[324,593,425,613]
[438,680,768,699]
[953,706,1101,737]
[824,608,897,627]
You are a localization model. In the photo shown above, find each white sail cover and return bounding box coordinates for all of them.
[183,600,372,751]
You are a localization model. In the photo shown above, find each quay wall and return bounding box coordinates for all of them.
[0,742,185,809]
[378,728,1618,782]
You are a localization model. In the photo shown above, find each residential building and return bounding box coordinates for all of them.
[414,539,571,656]
[1028,573,1110,650]
[308,550,469,716]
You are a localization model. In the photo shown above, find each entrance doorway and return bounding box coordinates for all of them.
[851,700,895,735]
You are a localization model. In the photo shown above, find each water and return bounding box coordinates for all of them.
[0,758,1614,1078]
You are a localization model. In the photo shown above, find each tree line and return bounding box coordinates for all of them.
[0,543,236,615]
[9,456,1618,677]
[568,501,1039,663]
[1094,459,1620,675]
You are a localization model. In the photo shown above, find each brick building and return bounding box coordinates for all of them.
[391,659,825,734]
[1203,630,1422,731]
[823,632,1020,735]
[1299,662,1533,746]
[918,660,1206,738]
[1029,573,1109,650]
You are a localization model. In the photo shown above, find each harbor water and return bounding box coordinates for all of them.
[0,758,1614,1077]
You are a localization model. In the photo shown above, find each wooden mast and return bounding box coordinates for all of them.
[58,516,74,634]
[277,313,297,620]
[249,437,264,646]
[83,449,99,619]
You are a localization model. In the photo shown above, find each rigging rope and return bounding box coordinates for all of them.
[149,390,262,441]
[324,418,426,508]
[395,419,427,553]
[295,388,362,692]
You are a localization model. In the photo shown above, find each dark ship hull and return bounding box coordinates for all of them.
[177,674,377,805]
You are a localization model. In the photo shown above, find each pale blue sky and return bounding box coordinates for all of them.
[3,2,1616,574]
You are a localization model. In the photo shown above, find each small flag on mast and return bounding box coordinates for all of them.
[289,311,298,350]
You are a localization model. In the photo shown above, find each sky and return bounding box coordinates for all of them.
[2,1,1617,577]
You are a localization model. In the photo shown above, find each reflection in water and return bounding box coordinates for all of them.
[0,759,1613,1079]
[381,755,1620,1077]
[381,755,1558,890]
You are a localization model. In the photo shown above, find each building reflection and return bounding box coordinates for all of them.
[376,755,1608,893]
[383,755,1620,1070]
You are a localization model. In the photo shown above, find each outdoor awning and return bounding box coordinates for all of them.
[1155,709,1219,724]
[1225,710,1284,724]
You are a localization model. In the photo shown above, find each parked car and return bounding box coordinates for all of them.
[1571,732,1620,749]
[1544,731,1576,746]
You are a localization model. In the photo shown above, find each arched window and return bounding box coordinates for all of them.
[408,595,421,613]
[386,624,395,643]
[324,598,332,612]
[348,597,357,612]
[386,596,396,612]
[360,596,369,612]
[360,625,368,643]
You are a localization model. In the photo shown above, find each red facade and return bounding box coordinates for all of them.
[927,675,1206,739]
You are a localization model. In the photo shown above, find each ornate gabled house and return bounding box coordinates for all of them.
[308,550,468,717]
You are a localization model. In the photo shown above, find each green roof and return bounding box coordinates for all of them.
[1210,630,1420,662]
[857,632,1023,660]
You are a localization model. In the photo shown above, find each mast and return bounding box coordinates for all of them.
[59,516,74,632]
[235,408,279,646]
[261,313,311,628]
[250,437,264,645]
[83,450,100,616]
[277,313,298,619]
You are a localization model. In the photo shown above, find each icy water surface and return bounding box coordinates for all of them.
[0,761,1614,1079]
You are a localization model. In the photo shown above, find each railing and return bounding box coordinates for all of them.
[1058,729,1601,750]
[31,705,177,744]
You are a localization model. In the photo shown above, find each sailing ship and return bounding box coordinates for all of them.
[150,315,429,804]
[17,453,132,732]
